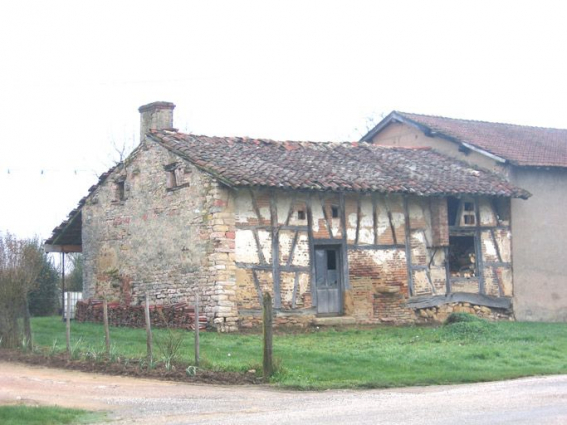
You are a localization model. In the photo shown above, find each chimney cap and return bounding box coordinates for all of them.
[138,101,176,113]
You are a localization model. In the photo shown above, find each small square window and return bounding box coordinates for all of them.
[297,210,306,220]
[331,205,339,218]
[464,202,475,212]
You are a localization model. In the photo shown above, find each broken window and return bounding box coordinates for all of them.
[448,235,477,278]
[493,198,511,224]
[448,197,476,227]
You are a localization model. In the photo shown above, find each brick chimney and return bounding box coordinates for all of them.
[138,101,176,141]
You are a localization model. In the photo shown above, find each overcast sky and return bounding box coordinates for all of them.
[1,0,566,241]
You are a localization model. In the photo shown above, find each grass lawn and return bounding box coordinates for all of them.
[0,405,99,425]
[30,316,567,389]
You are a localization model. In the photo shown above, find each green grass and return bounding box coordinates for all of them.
[29,316,567,389]
[0,405,99,425]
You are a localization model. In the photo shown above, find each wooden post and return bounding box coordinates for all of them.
[262,292,273,381]
[66,292,71,356]
[144,292,153,362]
[102,298,111,357]
[23,296,32,351]
[61,252,66,320]
[194,293,200,366]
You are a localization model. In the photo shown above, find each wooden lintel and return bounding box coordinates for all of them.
[347,244,405,250]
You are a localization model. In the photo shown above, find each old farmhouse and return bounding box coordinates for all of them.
[362,112,567,322]
[46,102,531,331]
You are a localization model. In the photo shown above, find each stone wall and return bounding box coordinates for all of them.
[82,138,238,330]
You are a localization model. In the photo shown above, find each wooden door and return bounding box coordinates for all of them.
[315,247,341,315]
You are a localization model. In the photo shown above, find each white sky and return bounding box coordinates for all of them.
[1,0,567,241]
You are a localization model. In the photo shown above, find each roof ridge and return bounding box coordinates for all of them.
[396,111,567,132]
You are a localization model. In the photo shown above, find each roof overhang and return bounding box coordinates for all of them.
[44,209,82,253]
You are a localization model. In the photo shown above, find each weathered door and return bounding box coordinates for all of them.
[315,247,341,315]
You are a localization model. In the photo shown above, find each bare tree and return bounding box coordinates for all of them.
[0,233,43,348]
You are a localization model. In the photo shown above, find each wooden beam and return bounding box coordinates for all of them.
[403,196,414,296]
[286,230,299,267]
[372,193,378,245]
[252,269,264,305]
[44,244,82,253]
[347,244,405,250]
[306,194,317,306]
[354,196,361,246]
[339,193,350,290]
[407,293,512,310]
[319,193,334,239]
[475,197,485,294]
[270,190,281,308]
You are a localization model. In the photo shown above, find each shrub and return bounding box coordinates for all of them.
[444,312,483,324]
[442,313,493,341]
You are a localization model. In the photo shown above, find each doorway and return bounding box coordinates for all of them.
[314,246,342,315]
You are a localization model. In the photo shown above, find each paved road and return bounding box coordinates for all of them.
[1,362,566,424]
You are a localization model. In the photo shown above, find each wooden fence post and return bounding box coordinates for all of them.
[102,298,111,357]
[145,292,153,362]
[23,296,32,351]
[194,293,200,366]
[263,292,273,381]
[66,292,71,356]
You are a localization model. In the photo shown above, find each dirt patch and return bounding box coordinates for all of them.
[0,349,261,386]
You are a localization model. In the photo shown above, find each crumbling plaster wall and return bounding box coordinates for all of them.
[82,140,238,330]
[234,188,512,326]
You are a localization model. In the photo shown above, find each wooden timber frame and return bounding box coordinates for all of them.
[235,188,513,316]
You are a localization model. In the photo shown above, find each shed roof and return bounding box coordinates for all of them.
[361,111,567,167]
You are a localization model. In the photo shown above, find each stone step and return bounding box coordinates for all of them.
[313,316,356,326]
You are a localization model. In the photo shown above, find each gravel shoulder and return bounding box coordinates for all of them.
[1,361,567,424]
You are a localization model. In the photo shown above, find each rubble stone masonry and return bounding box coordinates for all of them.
[82,139,238,330]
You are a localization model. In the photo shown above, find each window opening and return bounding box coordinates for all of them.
[462,201,476,226]
[327,250,337,270]
[297,210,306,220]
[448,235,477,278]
[331,205,339,218]
[165,163,189,191]
[115,180,126,202]
[448,197,460,226]
[494,198,510,223]
[166,170,177,189]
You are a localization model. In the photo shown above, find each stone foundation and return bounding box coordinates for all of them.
[414,302,513,324]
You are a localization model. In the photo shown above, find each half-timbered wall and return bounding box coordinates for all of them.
[234,188,512,326]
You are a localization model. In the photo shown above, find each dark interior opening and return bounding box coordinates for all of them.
[448,197,460,226]
[331,205,339,218]
[448,235,476,278]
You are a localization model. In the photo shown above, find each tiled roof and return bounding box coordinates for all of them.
[372,112,567,167]
[149,130,529,199]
